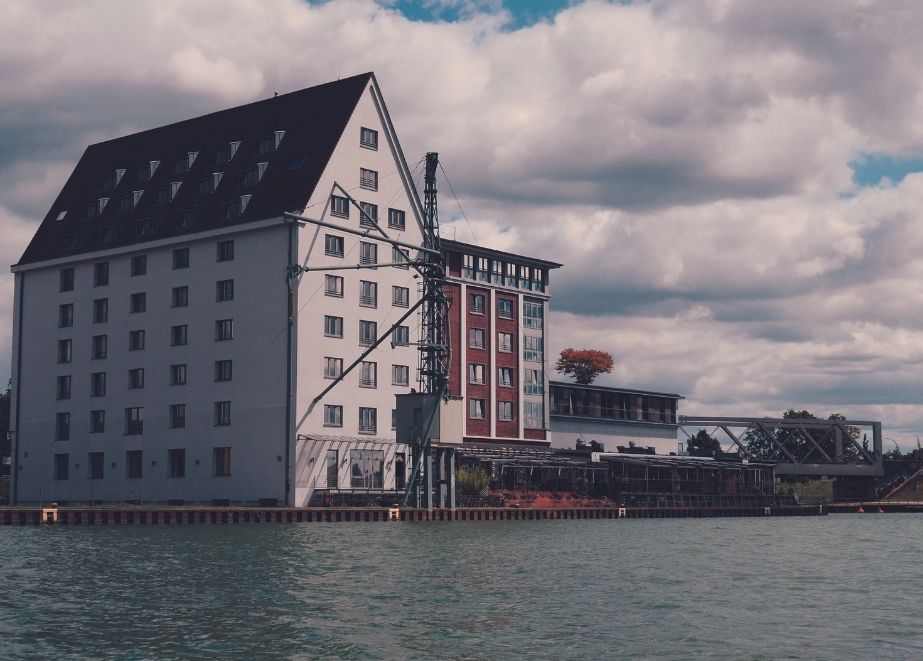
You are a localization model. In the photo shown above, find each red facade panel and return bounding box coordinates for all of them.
[465,285,491,437]
[444,282,462,397]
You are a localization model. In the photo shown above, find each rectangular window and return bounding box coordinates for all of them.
[92,334,107,360]
[392,246,410,268]
[524,336,543,362]
[98,225,116,244]
[392,364,409,386]
[54,453,69,480]
[392,286,409,308]
[126,450,143,478]
[179,208,196,229]
[114,197,132,214]
[359,280,377,307]
[171,324,188,346]
[125,407,143,435]
[214,447,231,477]
[359,320,377,346]
[525,402,544,429]
[469,399,485,420]
[523,300,543,328]
[64,233,80,251]
[359,241,377,265]
[330,195,349,218]
[90,410,105,434]
[169,404,186,429]
[499,332,514,353]
[221,199,240,220]
[172,247,189,269]
[498,367,513,387]
[498,299,514,319]
[215,319,234,341]
[360,168,378,191]
[360,126,378,149]
[135,218,152,238]
[469,328,485,349]
[58,303,74,328]
[242,168,260,187]
[214,359,232,382]
[217,239,235,262]
[93,262,109,287]
[59,267,75,292]
[324,357,343,379]
[195,177,213,197]
[325,234,344,256]
[131,255,147,276]
[359,361,377,388]
[499,401,514,421]
[88,452,104,479]
[168,449,185,478]
[325,274,344,297]
[326,449,339,487]
[393,325,410,346]
[470,293,485,314]
[324,315,343,338]
[324,405,343,428]
[128,368,144,389]
[216,279,234,302]
[524,368,544,395]
[388,208,405,231]
[91,372,106,397]
[55,412,70,441]
[358,407,377,435]
[214,401,231,426]
[170,364,187,386]
[129,330,145,351]
[57,339,72,364]
[130,292,146,313]
[152,186,171,206]
[359,202,378,228]
[469,364,485,385]
[350,449,384,489]
[56,375,71,400]
[172,286,189,307]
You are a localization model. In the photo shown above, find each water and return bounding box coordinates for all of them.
[1,516,922,660]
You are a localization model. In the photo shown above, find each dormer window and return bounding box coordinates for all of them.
[64,232,80,250]
[98,198,109,213]
[187,151,198,169]
[171,181,182,199]
[98,225,115,244]
[360,127,378,150]
[152,187,171,206]
[289,157,305,171]
[213,146,230,166]
[102,169,125,192]
[149,160,160,177]
[240,194,251,214]
[114,197,132,214]
[56,210,68,222]
[134,165,150,184]
[242,162,268,187]
[136,218,153,237]
[258,130,285,155]
[84,202,98,219]
[132,190,144,208]
[222,199,240,220]
[229,141,240,159]
[194,177,213,197]
[172,158,187,176]
[179,208,196,228]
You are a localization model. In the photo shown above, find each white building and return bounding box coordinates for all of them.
[9,73,426,506]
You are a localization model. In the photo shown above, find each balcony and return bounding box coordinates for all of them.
[551,403,677,424]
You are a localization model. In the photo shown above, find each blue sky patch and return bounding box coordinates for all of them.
[383,0,577,29]
[851,153,923,187]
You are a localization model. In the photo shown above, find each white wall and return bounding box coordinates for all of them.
[549,418,679,454]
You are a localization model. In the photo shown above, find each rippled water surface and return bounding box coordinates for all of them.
[2,515,923,659]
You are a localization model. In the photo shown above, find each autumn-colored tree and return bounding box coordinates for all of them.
[554,348,614,384]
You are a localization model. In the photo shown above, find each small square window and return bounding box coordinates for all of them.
[359,242,377,266]
[98,225,115,244]
[498,299,514,319]
[470,293,485,314]
[214,359,233,382]
[331,195,349,218]
[359,202,378,228]
[217,239,235,262]
[499,332,514,353]
[152,187,171,206]
[324,315,343,338]
[324,357,343,379]
[170,364,187,386]
[393,325,410,346]
[216,279,234,302]
[94,262,109,287]
[215,319,234,341]
[392,286,409,308]
[358,407,377,434]
[360,168,378,191]
[392,364,409,387]
[172,286,189,308]
[173,248,189,269]
[325,275,343,298]
[392,246,410,269]
[388,208,405,231]
[130,292,146,313]
[131,255,147,276]
[359,320,377,346]
[325,234,344,257]
[171,324,188,346]
[469,328,485,349]
[129,330,145,351]
[359,280,377,308]
[128,367,145,389]
[360,127,378,149]
[324,405,343,427]
[359,361,377,388]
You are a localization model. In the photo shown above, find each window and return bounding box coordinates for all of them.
[498,367,513,387]
[214,401,231,426]
[359,202,378,228]
[392,364,409,386]
[221,199,240,220]
[393,245,410,268]
[130,292,146,314]
[525,402,544,429]
[56,375,71,400]
[524,368,544,395]
[131,255,147,276]
[179,208,196,228]
[171,324,188,346]
[324,405,343,428]
[214,447,231,477]
[393,325,410,346]
[392,286,409,308]
[360,126,378,149]
[129,330,145,351]
[524,336,543,362]
[64,233,80,251]
[126,450,143,478]
[170,364,187,386]
[469,328,485,349]
[172,248,189,269]
[326,449,339,487]
[59,267,75,292]
[523,300,543,328]
[94,262,109,287]
[215,319,233,341]
[195,177,214,197]
[359,361,377,388]
[57,339,72,364]
[59,303,74,328]
[134,163,151,184]
[217,239,235,261]
[215,359,232,382]
[102,170,120,191]
[125,407,143,435]
[289,156,305,171]
[350,449,384,488]
[360,168,378,191]
[92,334,107,359]
[469,399,485,419]
[359,280,377,307]
[359,320,377,346]
[88,452,104,479]
[242,167,260,187]
[360,241,377,266]
[216,279,234,302]
[325,274,343,297]
[85,202,98,220]
[172,286,189,308]
[168,449,185,478]
[330,195,349,218]
[128,368,145,389]
[499,401,514,421]
[90,410,105,434]
[358,407,377,435]
[91,372,106,397]
[169,404,186,429]
[325,234,344,256]
[469,364,485,385]
[388,208,405,231]
[324,315,343,338]
[499,332,514,353]
[54,453,69,480]
[152,186,171,206]
[114,196,132,214]
[98,225,116,244]
[324,357,342,379]
[470,293,485,314]
[498,299,514,319]
[55,412,70,441]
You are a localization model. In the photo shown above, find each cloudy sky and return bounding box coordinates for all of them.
[3,0,923,448]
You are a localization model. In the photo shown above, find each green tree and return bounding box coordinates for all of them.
[554,348,614,385]
[687,429,721,457]
[743,409,861,462]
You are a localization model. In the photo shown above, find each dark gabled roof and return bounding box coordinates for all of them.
[18,73,374,266]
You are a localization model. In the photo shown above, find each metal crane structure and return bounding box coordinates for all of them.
[284,152,454,510]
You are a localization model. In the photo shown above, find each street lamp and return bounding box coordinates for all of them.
[885,437,901,455]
